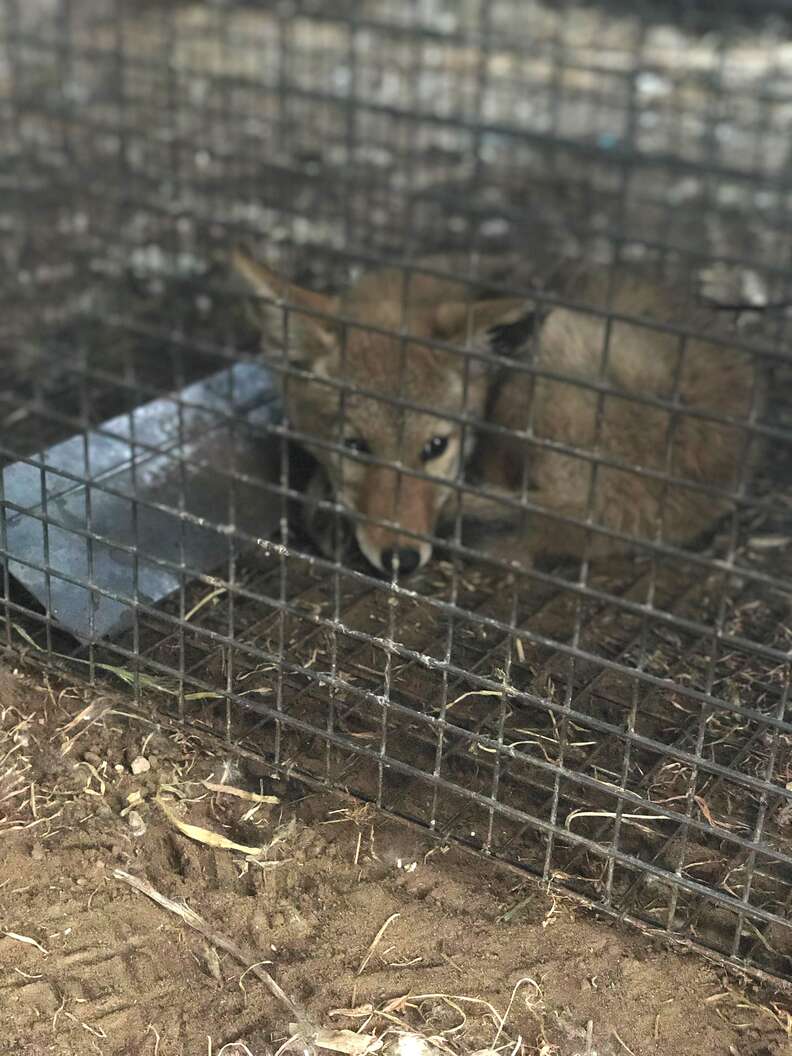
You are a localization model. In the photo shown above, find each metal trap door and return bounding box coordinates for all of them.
[2,363,281,642]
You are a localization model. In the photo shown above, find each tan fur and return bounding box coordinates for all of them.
[232,249,765,572]
[478,269,765,559]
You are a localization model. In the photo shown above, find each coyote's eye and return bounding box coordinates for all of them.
[421,435,450,462]
[343,436,370,455]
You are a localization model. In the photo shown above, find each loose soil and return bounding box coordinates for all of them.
[1,665,790,1056]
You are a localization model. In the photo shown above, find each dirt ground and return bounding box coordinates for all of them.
[1,665,790,1056]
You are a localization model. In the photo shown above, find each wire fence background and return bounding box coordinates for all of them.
[2,0,792,985]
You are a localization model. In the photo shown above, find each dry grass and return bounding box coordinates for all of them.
[0,666,52,838]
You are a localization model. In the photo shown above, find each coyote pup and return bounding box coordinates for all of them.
[233,250,764,574]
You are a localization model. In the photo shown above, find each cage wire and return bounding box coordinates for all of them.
[2,0,792,985]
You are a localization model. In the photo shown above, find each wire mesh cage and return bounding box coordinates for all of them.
[2,0,792,985]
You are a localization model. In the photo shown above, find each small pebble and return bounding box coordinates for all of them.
[130,756,151,776]
[127,810,146,837]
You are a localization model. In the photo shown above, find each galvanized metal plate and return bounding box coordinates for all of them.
[3,363,280,641]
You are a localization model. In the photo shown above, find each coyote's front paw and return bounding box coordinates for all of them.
[301,468,351,560]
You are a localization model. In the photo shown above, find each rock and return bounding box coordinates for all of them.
[130,756,151,776]
[127,811,146,837]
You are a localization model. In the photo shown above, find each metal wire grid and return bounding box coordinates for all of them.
[2,0,792,983]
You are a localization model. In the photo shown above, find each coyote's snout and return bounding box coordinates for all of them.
[233,250,764,574]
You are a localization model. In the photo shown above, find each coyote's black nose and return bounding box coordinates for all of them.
[381,547,421,575]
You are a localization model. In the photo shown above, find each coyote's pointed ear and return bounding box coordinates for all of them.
[433,297,537,375]
[231,248,340,368]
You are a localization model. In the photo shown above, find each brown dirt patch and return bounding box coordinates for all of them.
[1,664,790,1056]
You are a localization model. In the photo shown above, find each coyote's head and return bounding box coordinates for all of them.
[233,250,533,574]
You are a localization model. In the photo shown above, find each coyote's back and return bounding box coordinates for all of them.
[482,267,765,559]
